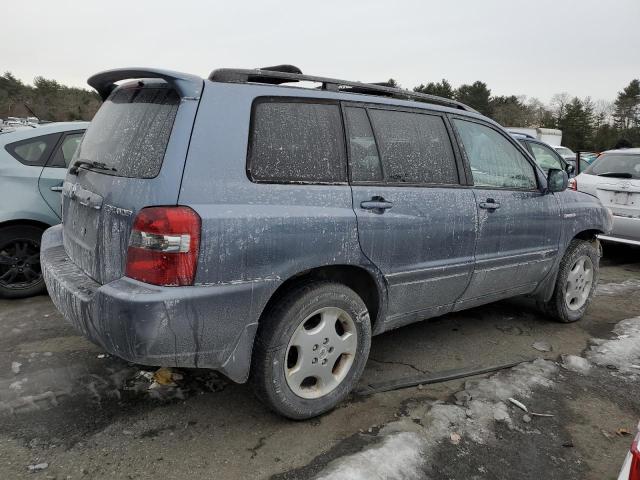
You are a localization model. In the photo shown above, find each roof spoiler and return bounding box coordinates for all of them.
[87,68,203,101]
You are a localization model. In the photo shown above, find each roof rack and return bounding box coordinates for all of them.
[209,66,477,113]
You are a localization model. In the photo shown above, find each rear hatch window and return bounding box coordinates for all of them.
[74,86,179,178]
[585,154,640,179]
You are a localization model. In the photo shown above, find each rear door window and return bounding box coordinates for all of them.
[453,119,537,190]
[49,132,84,168]
[344,107,383,182]
[5,133,61,166]
[367,109,459,185]
[248,100,347,183]
[74,86,180,178]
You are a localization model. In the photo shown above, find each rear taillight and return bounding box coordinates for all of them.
[125,206,201,286]
[630,431,640,480]
[568,178,577,191]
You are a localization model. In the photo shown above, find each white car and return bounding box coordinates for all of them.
[571,148,640,246]
[553,145,577,165]
[617,423,639,480]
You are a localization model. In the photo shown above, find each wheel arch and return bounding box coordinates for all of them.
[0,219,52,232]
[258,264,386,334]
[573,228,603,242]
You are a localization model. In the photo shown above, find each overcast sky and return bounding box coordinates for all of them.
[3,0,639,103]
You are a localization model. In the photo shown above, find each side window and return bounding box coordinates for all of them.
[50,132,84,168]
[368,109,458,184]
[5,133,60,167]
[453,120,537,190]
[529,142,563,173]
[248,100,346,183]
[344,107,382,182]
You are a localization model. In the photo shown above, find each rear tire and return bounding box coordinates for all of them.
[250,281,371,420]
[0,225,46,299]
[541,239,600,323]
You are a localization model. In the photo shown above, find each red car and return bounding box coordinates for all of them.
[618,423,640,480]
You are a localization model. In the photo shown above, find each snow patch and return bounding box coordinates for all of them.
[314,432,425,480]
[313,359,557,479]
[562,355,591,375]
[586,317,640,374]
[596,279,640,296]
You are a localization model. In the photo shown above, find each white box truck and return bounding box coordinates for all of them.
[507,127,562,146]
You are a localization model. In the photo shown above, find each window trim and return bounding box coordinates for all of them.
[341,101,466,188]
[46,130,86,168]
[246,96,349,185]
[341,105,385,184]
[4,133,62,167]
[449,115,545,192]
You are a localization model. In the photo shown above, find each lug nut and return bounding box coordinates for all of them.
[312,358,317,364]
[329,347,334,353]
[323,338,329,344]
[321,359,327,365]
[313,344,318,351]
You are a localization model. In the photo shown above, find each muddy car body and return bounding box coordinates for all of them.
[41,67,611,418]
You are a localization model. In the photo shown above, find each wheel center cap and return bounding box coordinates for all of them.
[319,348,328,360]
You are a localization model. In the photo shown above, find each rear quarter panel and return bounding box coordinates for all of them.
[179,81,378,301]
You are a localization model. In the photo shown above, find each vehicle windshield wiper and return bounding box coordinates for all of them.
[69,159,117,175]
[596,172,633,179]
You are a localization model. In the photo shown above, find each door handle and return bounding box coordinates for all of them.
[361,198,393,212]
[479,199,500,210]
[50,185,63,192]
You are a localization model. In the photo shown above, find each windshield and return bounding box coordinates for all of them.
[73,85,180,178]
[585,154,640,179]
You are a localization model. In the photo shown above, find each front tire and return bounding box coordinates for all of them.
[250,281,371,420]
[0,225,46,299]
[541,239,600,323]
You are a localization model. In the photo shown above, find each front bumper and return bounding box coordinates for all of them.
[40,225,276,382]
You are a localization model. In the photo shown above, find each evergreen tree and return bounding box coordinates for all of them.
[413,79,454,99]
[455,81,491,116]
[557,97,594,150]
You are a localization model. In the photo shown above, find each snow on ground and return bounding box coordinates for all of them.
[314,315,640,480]
[587,316,640,374]
[561,355,592,375]
[596,279,640,296]
[313,359,558,480]
[314,432,425,480]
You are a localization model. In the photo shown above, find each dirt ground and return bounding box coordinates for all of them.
[0,242,639,479]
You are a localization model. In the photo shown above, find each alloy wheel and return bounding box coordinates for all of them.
[564,255,594,311]
[0,238,42,291]
[285,307,358,399]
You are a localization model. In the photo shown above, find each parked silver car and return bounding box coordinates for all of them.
[0,122,88,298]
[571,148,640,246]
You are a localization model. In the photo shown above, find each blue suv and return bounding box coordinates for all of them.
[41,66,610,418]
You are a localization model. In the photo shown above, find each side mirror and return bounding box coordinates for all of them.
[547,168,568,193]
[565,164,575,175]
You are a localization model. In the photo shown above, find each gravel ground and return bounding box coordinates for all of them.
[0,242,638,479]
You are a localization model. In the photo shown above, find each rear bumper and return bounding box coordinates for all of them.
[40,224,277,383]
[599,214,640,246]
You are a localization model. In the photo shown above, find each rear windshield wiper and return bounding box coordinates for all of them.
[69,159,117,175]
[596,172,633,179]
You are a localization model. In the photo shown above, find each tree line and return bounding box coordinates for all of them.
[0,72,101,123]
[2,71,639,152]
[410,78,639,151]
